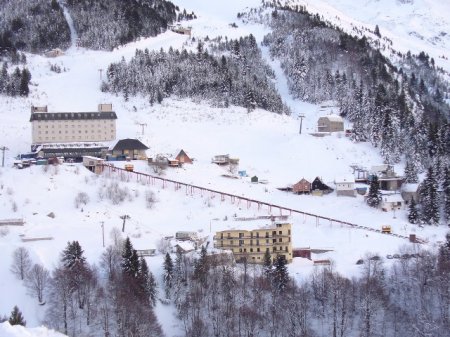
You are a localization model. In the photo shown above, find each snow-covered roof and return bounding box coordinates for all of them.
[335,175,355,183]
[381,194,404,203]
[319,114,343,122]
[401,183,419,193]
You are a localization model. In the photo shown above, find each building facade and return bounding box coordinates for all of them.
[317,115,344,132]
[214,223,293,264]
[30,104,117,144]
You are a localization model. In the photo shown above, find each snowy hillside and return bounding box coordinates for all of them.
[0,0,449,335]
[0,322,66,337]
[282,0,450,72]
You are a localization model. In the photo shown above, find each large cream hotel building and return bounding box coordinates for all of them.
[214,223,293,264]
[30,104,117,144]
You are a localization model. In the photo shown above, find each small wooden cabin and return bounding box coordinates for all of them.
[311,177,333,195]
[175,149,193,164]
[251,176,259,183]
[293,178,311,194]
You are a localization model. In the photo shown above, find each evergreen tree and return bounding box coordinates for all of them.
[408,198,419,224]
[61,241,86,269]
[367,175,381,208]
[272,255,289,293]
[193,246,209,286]
[404,159,419,183]
[163,253,174,299]
[138,257,153,305]
[443,167,450,223]
[374,24,381,37]
[420,166,440,225]
[263,249,272,280]
[121,237,139,278]
[8,306,26,326]
[148,270,157,307]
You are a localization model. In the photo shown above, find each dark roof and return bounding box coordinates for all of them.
[112,139,149,151]
[30,111,117,122]
[312,177,333,191]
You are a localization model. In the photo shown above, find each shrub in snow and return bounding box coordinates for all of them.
[145,190,157,209]
[74,192,90,208]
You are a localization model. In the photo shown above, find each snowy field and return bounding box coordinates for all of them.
[0,0,449,336]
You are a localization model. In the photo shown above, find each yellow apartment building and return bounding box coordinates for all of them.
[214,223,293,264]
[30,104,117,144]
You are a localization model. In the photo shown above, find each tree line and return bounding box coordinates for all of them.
[65,0,178,50]
[103,35,290,114]
[7,232,450,337]
[250,2,450,225]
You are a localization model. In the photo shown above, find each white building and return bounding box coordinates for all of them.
[30,104,117,144]
[335,175,356,197]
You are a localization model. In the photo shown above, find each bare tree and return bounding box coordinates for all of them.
[74,192,90,208]
[25,263,49,304]
[10,247,32,280]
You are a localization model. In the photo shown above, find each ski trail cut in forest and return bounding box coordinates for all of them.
[58,0,78,49]
[260,45,316,122]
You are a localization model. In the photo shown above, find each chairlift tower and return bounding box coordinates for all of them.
[298,114,305,134]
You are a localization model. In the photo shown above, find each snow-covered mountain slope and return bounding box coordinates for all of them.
[282,0,450,72]
[0,322,66,337]
[0,0,449,333]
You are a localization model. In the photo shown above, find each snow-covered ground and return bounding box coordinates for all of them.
[282,0,450,73]
[0,0,449,336]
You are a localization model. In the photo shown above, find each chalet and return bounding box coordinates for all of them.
[109,139,149,160]
[30,104,117,144]
[175,149,193,164]
[311,177,333,195]
[370,164,403,191]
[251,176,259,183]
[335,176,356,197]
[293,178,311,194]
[380,193,404,212]
[401,183,419,204]
[317,115,344,133]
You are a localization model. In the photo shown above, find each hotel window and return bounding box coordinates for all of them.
[279,238,282,242]
[273,247,276,252]
[266,239,269,244]
[250,240,253,246]
[250,248,253,252]
[239,240,244,246]
[257,248,260,252]
[239,233,244,238]
[256,240,259,246]
[230,240,233,245]
[265,232,269,238]
[279,231,282,235]
[288,229,291,235]
[256,232,259,238]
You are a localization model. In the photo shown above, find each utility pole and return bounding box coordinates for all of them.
[0,146,8,167]
[100,221,105,247]
[298,114,305,134]
[137,123,147,135]
[120,215,130,232]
